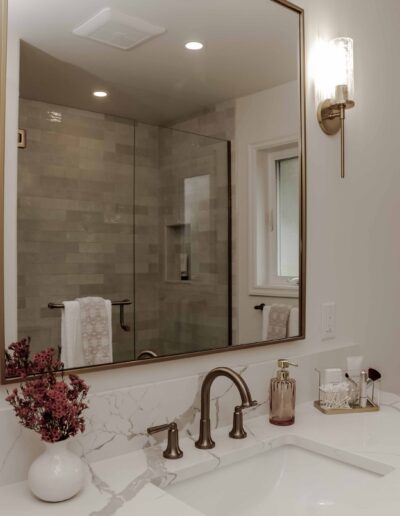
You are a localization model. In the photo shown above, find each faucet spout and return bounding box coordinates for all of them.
[195,367,256,449]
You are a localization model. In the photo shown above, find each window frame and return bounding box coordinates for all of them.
[248,136,300,298]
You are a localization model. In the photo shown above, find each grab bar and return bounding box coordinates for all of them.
[48,299,132,332]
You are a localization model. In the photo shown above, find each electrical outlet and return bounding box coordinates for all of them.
[322,302,336,340]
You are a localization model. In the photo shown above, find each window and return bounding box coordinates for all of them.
[249,141,300,297]
[275,155,299,280]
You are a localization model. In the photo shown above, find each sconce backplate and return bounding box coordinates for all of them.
[317,99,355,135]
[317,100,341,135]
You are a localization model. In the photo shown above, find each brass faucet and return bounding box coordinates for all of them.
[195,367,257,449]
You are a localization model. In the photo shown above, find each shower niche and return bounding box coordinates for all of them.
[165,223,191,283]
[164,174,214,284]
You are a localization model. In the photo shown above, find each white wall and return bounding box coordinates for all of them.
[235,80,300,343]
[4,0,400,400]
[303,0,400,393]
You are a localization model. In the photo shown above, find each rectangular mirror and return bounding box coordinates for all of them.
[0,0,305,381]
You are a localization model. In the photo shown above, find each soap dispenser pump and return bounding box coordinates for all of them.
[269,359,298,426]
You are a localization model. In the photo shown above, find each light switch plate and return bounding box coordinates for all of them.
[322,302,336,340]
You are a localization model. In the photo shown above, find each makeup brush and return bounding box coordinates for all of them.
[368,368,381,382]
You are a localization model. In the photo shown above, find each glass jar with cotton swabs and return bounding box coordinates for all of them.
[316,368,351,411]
[314,359,381,414]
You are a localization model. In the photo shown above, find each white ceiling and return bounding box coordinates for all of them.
[10,0,299,125]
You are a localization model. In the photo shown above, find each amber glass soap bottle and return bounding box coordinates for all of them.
[269,359,298,426]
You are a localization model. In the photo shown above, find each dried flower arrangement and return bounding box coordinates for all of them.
[5,338,89,443]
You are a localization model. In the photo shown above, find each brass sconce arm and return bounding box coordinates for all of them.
[317,87,355,179]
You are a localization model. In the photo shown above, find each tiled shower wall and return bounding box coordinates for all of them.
[17,100,233,361]
[17,99,134,361]
[172,102,238,344]
[134,124,230,357]
[157,128,229,355]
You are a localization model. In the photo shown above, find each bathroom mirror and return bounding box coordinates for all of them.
[0,0,305,381]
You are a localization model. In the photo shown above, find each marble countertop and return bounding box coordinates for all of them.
[2,393,400,515]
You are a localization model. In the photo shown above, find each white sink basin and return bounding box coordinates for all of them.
[166,444,392,516]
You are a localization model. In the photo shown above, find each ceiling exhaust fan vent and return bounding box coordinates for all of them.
[73,8,166,51]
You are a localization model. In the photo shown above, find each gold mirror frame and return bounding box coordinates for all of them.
[0,0,7,383]
[0,0,306,384]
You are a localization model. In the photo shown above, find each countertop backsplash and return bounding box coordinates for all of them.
[0,344,358,486]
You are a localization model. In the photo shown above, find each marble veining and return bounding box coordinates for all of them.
[2,397,400,515]
[82,395,400,516]
[0,345,358,487]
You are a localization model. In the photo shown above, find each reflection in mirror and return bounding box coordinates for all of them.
[3,0,304,379]
[134,125,230,359]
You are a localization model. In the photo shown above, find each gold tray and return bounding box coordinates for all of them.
[314,399,379,415]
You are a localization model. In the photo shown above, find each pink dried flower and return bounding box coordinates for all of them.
[5,340,89,443]
[5,338,64,378]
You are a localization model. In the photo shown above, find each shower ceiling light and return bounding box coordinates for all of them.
[93,90,108,98]
[185,41,204,50]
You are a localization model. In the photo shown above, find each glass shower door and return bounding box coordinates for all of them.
[134,123,231,358]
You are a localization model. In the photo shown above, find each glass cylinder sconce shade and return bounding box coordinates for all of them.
[331,37,354,104]
[316,37,355,179]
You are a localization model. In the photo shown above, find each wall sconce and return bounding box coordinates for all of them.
[316,37,355,178]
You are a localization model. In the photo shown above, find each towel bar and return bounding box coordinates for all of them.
[48,299,132,332]
[254,303,266,310]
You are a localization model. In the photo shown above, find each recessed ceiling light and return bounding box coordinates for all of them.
[93,90,108,98]
[185,41,204,50]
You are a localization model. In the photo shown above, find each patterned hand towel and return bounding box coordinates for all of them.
[77,297,113,365]
[267,304,291,340]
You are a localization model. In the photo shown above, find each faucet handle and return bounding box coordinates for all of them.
[147,422,183,460]
[229,406,247,439]
[147,423,172,434]
[241,399,259,409]
[229,401,258,439]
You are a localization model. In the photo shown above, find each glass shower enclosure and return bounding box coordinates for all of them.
[133,123,231,359]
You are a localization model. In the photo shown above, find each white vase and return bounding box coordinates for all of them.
[28,440,85,502]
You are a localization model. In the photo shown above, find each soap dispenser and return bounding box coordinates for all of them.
[269,359,298,426]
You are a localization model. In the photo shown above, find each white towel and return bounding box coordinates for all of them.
[261,305,272,341]
[61,300,84,369]
[61,297,112,368]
